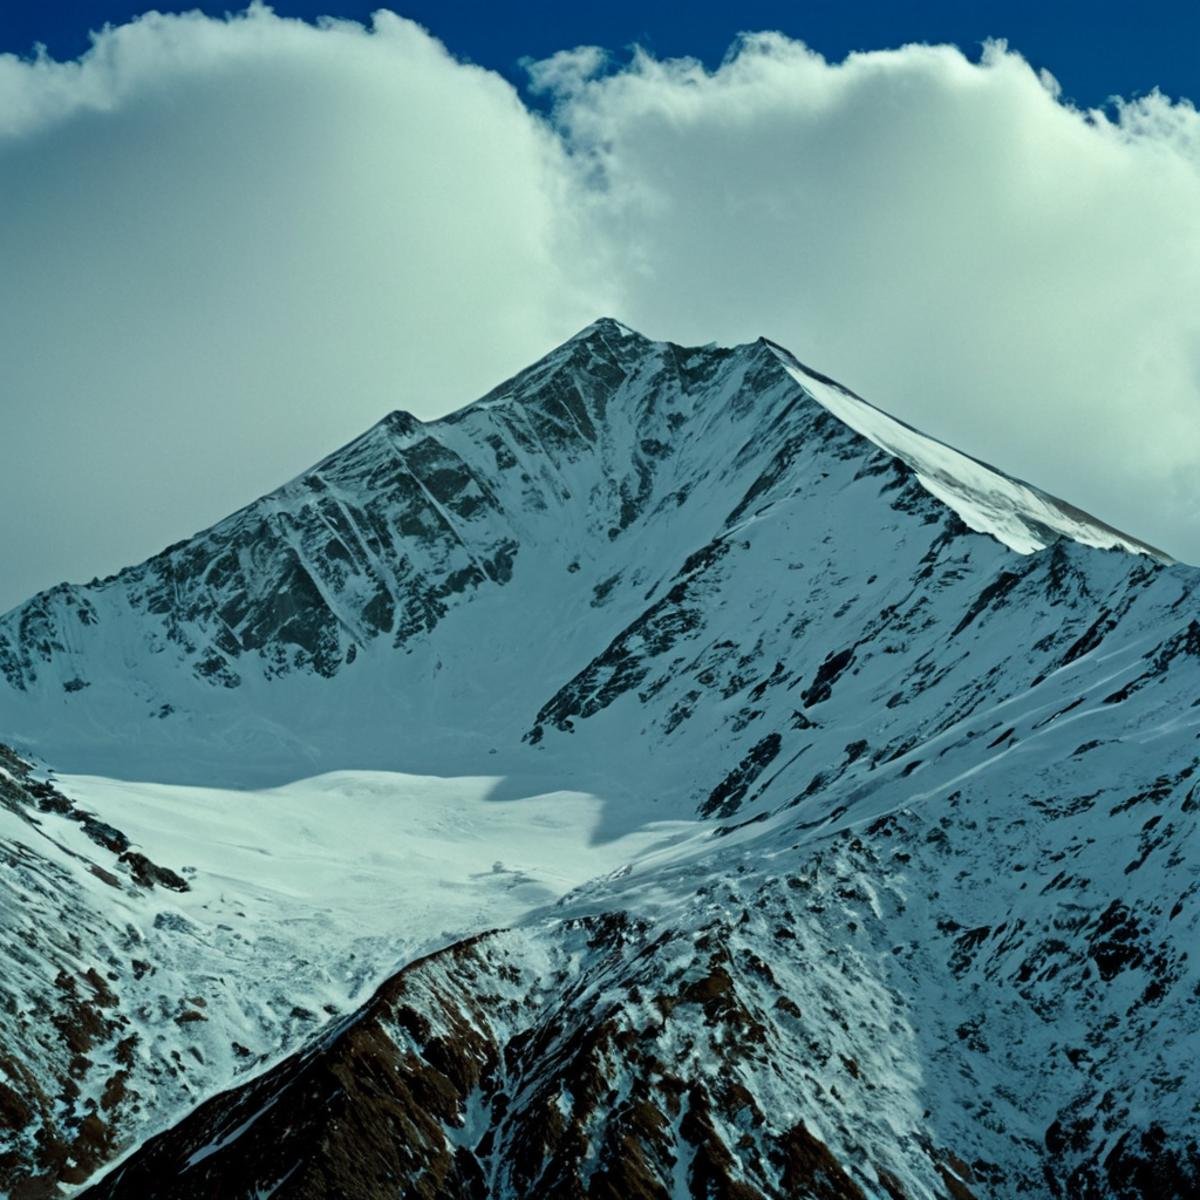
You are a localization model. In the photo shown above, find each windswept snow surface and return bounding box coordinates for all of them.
[768,342,1171,561]
[59,767,702,965]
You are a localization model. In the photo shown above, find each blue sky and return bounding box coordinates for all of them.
[3,1,1197,109]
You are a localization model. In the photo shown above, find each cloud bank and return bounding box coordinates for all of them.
[2,7,1198,609]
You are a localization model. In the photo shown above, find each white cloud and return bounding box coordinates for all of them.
[0,5,607,608]
[541,34,1200,559]
[1,11,1199,610]
[525,44,609,96]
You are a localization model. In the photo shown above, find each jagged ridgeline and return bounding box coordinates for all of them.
[0,320,1168,783]
[1,320,1198,1198]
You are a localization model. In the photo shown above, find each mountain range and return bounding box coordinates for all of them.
[1,319,1196,1198]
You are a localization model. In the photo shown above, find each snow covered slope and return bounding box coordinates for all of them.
[768,341,1172,560]
[1,320,1197,1198]
[0,749,699,1194]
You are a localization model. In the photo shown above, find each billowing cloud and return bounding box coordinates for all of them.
[0,6,607,609]
[2,10,1199,610]
[538,35,1200,561]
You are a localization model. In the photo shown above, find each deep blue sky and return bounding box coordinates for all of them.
[2,1,1196,108]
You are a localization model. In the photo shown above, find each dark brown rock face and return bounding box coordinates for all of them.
[80,917,905,1200]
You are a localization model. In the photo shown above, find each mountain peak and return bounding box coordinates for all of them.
[0,319,1172,775]
[570,315,644,341]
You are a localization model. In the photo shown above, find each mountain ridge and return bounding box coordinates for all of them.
[2,317,1164,625]
[0,320,1167,783]
[1,321,1197,1198]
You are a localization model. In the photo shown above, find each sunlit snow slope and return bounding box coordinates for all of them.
[1,320,1197,1199]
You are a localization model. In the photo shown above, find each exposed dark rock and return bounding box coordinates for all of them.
[702,734,783,818]
[800,648,855,707]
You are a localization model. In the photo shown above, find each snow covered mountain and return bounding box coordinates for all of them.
[0,319,1167,785]
[1,320,1197,1198]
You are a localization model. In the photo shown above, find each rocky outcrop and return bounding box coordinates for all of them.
[0,747,193,1198]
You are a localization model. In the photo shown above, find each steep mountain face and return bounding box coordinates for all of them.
[0,747,189,1193]
[6,320,812,781]
[1,320,1198,1198]
[0,319,1165,785]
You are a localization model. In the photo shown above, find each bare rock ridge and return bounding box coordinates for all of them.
[0,320,1196,1198]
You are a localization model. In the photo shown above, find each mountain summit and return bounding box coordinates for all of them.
[0,320,1168,781]
[1,323,1197,1198]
